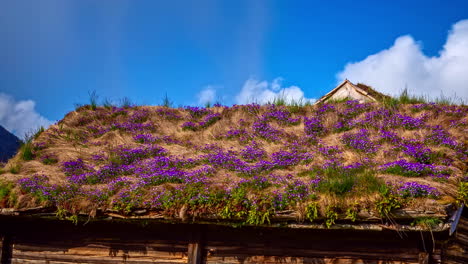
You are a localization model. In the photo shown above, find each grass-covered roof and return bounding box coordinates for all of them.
[0,100,467,229]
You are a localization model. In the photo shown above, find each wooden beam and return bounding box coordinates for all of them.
[418,252,429,264]
[187,227,204,264]
[449,204,464,236]
[187,242,202,264]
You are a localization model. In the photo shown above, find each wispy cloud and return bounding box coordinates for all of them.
[235,77,314,104]
[337,19,468,102]
[197,86,217,105]
[0,93,53,139]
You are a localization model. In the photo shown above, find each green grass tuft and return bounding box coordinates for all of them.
[0,180,13,201]
[9,163,21,174]
[317,168,383,196]
[88,90,99,110]
[161,93,173,108]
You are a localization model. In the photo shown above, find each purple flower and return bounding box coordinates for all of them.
[341,129,379,153]
[304,116,325,136]
[252,118,282,141]
[397,181,439,198]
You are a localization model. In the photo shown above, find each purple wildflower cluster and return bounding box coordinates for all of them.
[182,113,221,131]
[111,121,155,132]
[18,174,51,197]
[111,145,167,165]
[304,117,325,137]
[380,159,449,178]
[400,141,433,164]
[128,109,149,123]
[252,118,283,141]
[397,181,439,198]
[425,126,458,148]
[184,106,210,118]
[340,100,372,118]
[379,129,401,144]
[155,108,182,120]
[263,105,300,125]
[238,175,271,190]
[285,180,309,201]
[243,103,261,115]
[62,158,92,176]
[353,108,427,131]
[316,103,335,114]
[396,114,426,130]
[341,129,379,153]
[240,143,266,162]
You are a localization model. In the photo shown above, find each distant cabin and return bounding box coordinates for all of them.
[315,79,390,104]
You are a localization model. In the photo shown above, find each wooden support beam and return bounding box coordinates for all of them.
[418,252,429,264]
[187,227,204,264]
[1,235,12,264]
[187,242,202,264]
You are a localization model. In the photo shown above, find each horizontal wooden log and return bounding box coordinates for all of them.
[12,243,188,264]
[1,207,449,223]
[203,245,420,261]
[205,256,420,264]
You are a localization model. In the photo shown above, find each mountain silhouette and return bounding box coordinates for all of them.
[0,125,20,163]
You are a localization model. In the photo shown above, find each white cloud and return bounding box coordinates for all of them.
[0,93,53,139]
[235,77,314,104]
[337,19,468,102]
[197,86,217,105]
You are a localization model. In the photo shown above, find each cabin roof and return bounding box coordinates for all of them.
[315,80,391,104]
[0,100,467,229]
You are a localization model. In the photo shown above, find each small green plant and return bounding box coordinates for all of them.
[219,187,249,220]
[0,181,14,201]
[456,182,468,205]
[41,155,58,165]
[162,93,173,108]
[318,172,354,196]
[345,203,359,222]
[412,217,441,229]
[305,202,319,222]
[67,215,79,225]
[375,185,401,217]
[56,207,79,225]
[119,97,134,108]
[33,126,45,139]
[382,96,399,109]
[56,207,68,219]
[397,88,427,104]
[9,163,21,174]
[246,202,273,225]
[20,134,34,161]
[287,97,307,113]
[102,98,115,109]
[88,90,99,110]
[317,168,382,197]
[8,191,18,207]
[325,206,338,228]
[270,91,287,106]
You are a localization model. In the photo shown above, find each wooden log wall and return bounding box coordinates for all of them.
[0,215,460,264]
[442,211,468,264]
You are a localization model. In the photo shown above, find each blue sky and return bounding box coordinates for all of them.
[1,0,468,137]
